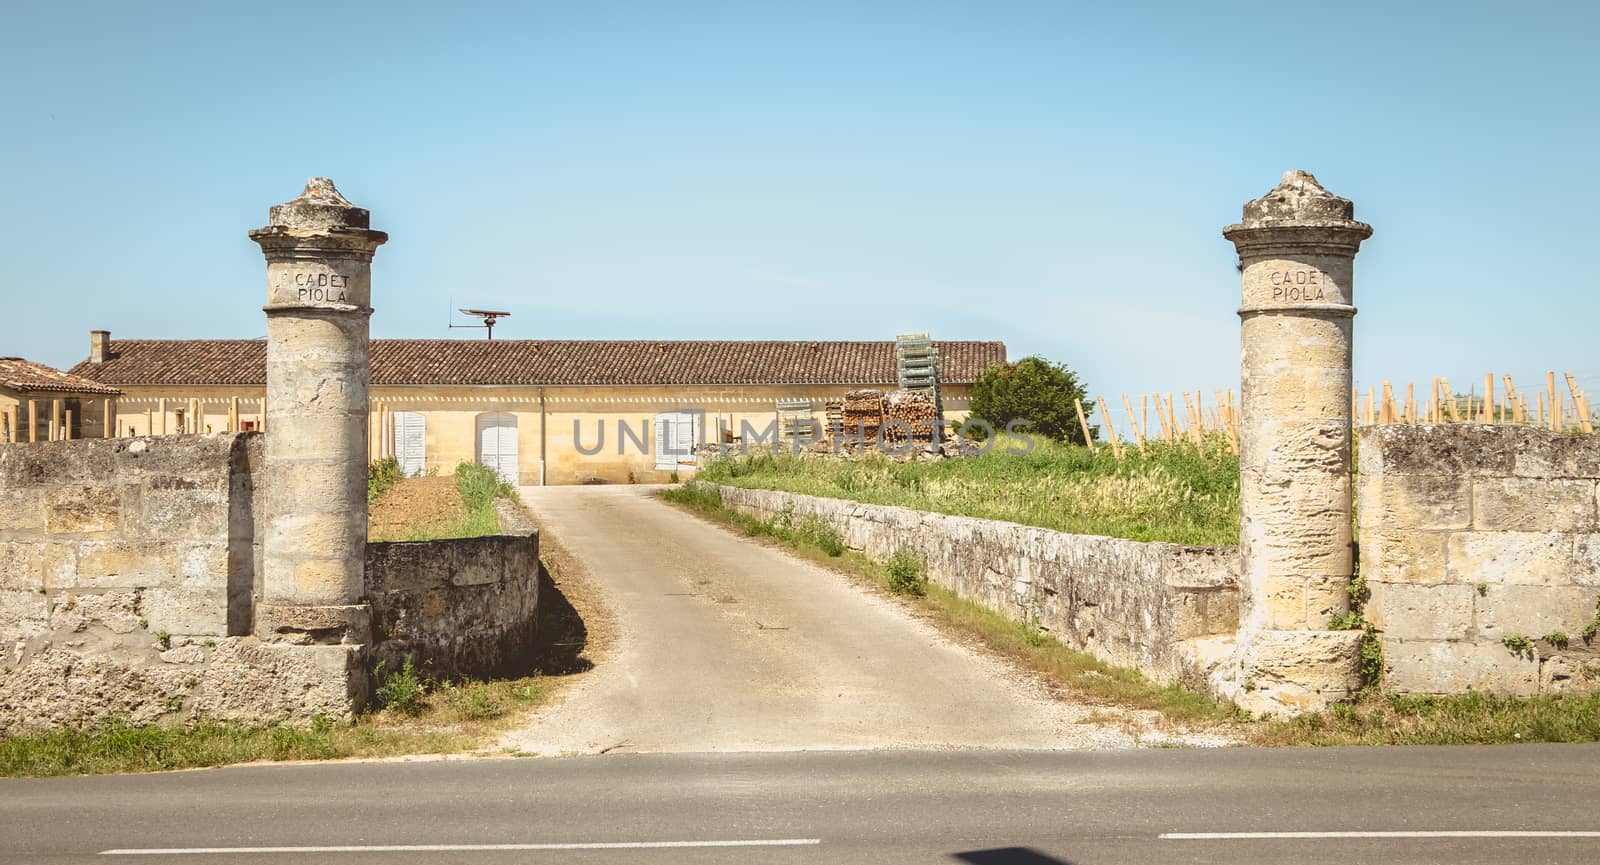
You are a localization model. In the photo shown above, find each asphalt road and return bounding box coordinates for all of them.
[4,745,1599,864]
[503,486,1153,754]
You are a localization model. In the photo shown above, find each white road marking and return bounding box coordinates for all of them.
[1162,831,1600,840]
[101,839,822,855]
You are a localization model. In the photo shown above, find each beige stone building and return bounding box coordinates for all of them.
[0,352,121,443]
[69,334,1005,485]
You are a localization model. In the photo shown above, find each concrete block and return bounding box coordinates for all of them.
[74,540,180,588]
[137,488,229,540]
[44,486,121,535]
[0,488,46,535]
[1383,639,1541,696]
[1233,629,1364,714]
[0,590,49,646]
[1447,531,1574,586]
[1359,423,1518,477]
[0,542,74,591]
[192,640,365,723]
[48,590,144,635]
[1378,474,1472,531]
[1575,534,1600,586]
[175,541,229,587]
[141,587,228,637]
[1363,530,1448,584]
[1367,582,1474,640]
[1475,584,1598,641]
[0,543,43,591]
[1472,478,1597,532]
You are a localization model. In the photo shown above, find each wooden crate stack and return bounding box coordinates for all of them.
[883,390,939,447]
[842,389,885,441]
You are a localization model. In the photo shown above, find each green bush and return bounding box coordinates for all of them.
[372,658,428,715]
[456,462,515,509]
[367,457,402,502]
[885,550,927,596]
[968,355,1092,444]
[799,517,846,557]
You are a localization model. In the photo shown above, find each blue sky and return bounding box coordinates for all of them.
[2,1,1595,404]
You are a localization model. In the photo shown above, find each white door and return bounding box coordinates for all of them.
[476,412,519,485]
[394,411,426,477]
[655,412,699,471]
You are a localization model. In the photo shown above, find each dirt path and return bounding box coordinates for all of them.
[368,476,465,541]
[500,486,1139,755]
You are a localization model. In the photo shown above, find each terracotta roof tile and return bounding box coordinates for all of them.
[0,357,122,396]
[69,339,1006,387]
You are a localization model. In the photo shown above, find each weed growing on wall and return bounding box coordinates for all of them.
[372,658,428,715]
[1503,635,1535,660]
[885,550,927,596]
[1328,570,1383,691]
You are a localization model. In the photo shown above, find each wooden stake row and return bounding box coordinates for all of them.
[1080,390,1241,459]
[1355,371,1595,433]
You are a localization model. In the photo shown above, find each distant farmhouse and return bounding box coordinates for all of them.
[66,332,1005,485]
[0,355,122,443]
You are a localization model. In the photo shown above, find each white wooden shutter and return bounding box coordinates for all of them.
[476,413,519,485]
[395,412,426,476]
[655,414,676,470]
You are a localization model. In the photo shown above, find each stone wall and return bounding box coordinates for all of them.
[0,434,364,734]
[715,485,1240,684]
[365,499,539,679]
[1359,425,1600,695]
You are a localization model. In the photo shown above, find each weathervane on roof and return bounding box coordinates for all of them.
[448,302,511,340]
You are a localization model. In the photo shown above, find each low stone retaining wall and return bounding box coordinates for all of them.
[364,499,539,679]
[715,485,1240,684]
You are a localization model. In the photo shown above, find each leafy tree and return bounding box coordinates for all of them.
[967,356,1094,444]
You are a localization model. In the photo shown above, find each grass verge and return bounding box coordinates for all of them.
[662,481,1238,727]
[1252,689,1600,746]
[0,674,548,778]
[698,434,1240,546]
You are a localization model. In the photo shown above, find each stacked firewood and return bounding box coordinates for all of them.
[841,389,885,441]
[882,390,939,446]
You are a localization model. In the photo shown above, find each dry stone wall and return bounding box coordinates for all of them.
[0,434,364,734]
[1359,424,1600,695]
[715,485,1240,684]
[1,435,542,734]
[365,499,539,679]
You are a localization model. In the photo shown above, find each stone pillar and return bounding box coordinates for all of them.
[1221,170,1372,714]
[250,179,387,644]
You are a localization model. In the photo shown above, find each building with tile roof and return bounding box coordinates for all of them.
[68,333,1005,484]
[0,353,122,443]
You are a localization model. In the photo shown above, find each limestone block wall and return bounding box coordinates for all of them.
[364,499,539,679]
[716,485,1240,683]
[0,434,363,733]
[1359,425,1600,695]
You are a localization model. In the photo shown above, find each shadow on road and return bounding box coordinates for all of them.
[952,848,1079,865]
[529,556,595,676]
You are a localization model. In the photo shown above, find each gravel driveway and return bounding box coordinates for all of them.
[501,486,1139,755]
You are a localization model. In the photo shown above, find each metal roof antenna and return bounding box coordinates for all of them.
[450,306,512,340]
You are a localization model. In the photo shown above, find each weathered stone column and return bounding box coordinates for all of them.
[1221,171,1372,714]
[250,179,386,644]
